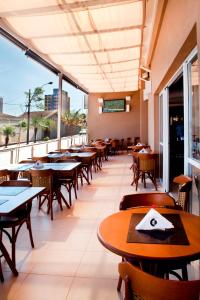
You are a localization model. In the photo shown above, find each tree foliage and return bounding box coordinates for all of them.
[62,110,87,144]
[25,87,45,111]
[1,125,15,147]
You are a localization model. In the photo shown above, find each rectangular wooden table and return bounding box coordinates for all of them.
[0,186,45,278]
[47,154,96,184]
[5,162,81,172]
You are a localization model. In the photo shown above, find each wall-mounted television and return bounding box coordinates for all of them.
[102,99,126,113]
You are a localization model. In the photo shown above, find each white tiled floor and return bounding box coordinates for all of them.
[0,153,198,299]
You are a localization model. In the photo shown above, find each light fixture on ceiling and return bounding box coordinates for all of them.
[140,65,151,82]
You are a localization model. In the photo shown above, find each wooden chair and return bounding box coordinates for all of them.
[110,139,120,155]
[173,175,192,211]
[18,160,36,180]
[0,180,33,270]
[30,169,65,220]
[0,169,9,184]
[134,153,157,191]
[119,192,175,211]
[117,192,175,291]
[119,262,200,300]
[32,156,49,163]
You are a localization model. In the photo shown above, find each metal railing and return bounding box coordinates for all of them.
[0,134,88,166]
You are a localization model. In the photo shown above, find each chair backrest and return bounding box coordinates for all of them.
[127,137,132,145]
[119,262,200,300]
[0,180,31,187]
[173,175,192,211]
[84,147,96,152]
[19,160,36,180]
[19,160,36,164]
[111,139,119,148]
[138,153,156,172]
[134,136,140,145]
[0,169,9,184]
[56,158,78,163]
[30,169,53,192]
[119,193,175,210]
[57,148,70,153]
[32,156,50,163]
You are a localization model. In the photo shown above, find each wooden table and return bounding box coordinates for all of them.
[47,153,96,184]
[0,186,45,278]
[5,162,81,172]
[98,207,200,265]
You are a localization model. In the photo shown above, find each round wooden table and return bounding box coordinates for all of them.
[98,207,200,263]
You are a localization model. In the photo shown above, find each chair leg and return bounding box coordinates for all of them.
[49,195,53,221]
[26,217,34,248]
[117,275,122,292]
[0,231,4,282]
[0,256,4,282]
[11,227,16,269]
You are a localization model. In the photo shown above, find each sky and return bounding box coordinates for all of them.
[0,36,86,116]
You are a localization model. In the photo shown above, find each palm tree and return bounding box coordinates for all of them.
[1,125,15,147]
[62,110,85,145]
[17,120,27,145]
[40,118,55,140]
[31,116,43,143]
[16,120,27,162]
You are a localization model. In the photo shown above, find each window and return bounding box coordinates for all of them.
[189,55,200,161]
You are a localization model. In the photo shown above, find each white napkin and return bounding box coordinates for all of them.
[33,161,44,169]
[135,208,174,231]
[139,148,149,153]
[137,143,142,146]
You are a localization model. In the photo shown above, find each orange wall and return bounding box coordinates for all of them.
[88,91,140,141]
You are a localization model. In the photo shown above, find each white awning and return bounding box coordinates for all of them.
[0,0,145,93]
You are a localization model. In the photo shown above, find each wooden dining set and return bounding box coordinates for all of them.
[98,180,200,299]
[0,143,107,282]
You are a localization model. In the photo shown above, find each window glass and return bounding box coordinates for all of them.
[189,56,200,160]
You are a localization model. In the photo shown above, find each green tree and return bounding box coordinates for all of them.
[1,125,15,147]
[31,115,43,143]
[62,110,85,145]
[25,87,45,110]
[40,118,56,140]
[17,120,27,145]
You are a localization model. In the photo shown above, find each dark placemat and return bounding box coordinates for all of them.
[0,186,29,196]
[0,199,9,205]
[127,213,189,245]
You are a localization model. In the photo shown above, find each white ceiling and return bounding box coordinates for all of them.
[0,0,157,93]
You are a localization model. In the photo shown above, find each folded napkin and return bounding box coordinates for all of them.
[33,161,44,169]
[139,148,149,153]
[135,208,174,231]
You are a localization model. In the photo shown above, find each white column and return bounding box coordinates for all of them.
[57,73,63,149]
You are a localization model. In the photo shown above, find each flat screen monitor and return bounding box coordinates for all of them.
[102,99,125,113]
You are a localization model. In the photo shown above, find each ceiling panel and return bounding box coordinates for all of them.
[0,0,145,92]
